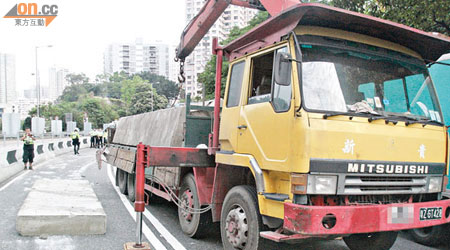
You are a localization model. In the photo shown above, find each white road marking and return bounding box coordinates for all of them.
[106,165,167,250]
[78,161,96,175]
[0,170,29,192]
[107,165,185,249]
[143,208,187,250]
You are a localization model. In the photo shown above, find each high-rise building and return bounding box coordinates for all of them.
[0,53,17,105]
[104,39,170,78]
[48,67,69,100]
[183,0,258,97]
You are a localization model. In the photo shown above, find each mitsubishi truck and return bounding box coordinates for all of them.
[104,2,450,250]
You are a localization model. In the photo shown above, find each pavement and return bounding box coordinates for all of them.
[0,148,449,250]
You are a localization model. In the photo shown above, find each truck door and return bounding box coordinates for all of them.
[219,60,247,152]
[237,45,294,171]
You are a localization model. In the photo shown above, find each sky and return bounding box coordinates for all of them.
[0,0,186,92]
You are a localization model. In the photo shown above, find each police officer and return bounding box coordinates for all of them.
[98,129,104,148]
[21,128,35,170]
[95,129,101,148]
[70,128,81,155]
[89,129,96,148]
[103,130,108,146]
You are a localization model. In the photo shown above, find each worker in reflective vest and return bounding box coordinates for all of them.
[103,130,108,146]
[21,127,35,170]
[70,128,81,155]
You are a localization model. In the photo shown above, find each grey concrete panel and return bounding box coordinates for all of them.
[112,107,186,147]
[16,179,106,236]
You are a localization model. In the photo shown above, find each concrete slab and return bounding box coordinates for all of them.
[16,179,106,236]
[112,107,186,147]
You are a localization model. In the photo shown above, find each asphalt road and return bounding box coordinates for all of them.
[0,148,449,250]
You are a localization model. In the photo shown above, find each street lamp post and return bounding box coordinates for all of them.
[35,45,52,118]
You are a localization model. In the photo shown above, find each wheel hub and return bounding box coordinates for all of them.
[225,206,248,249]
[180,189,194,221]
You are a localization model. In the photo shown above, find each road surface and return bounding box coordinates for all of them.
[0,148,448,250]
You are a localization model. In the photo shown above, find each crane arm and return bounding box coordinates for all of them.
[176,0,299,60]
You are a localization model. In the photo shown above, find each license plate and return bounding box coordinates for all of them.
[419,207,442,221]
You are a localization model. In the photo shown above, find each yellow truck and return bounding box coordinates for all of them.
[108,2,450,250]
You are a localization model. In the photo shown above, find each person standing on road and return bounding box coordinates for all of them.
[21,128,35,170]
[89,129,96,148]
[98,130,103,148]
[95,129,101,148]
[70,128,81,155]
[103,130,108,146]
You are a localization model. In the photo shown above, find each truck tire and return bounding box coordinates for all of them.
[221,185,263,250]
[344,231,398,250]
[178,173,211,238]
[409,224,449,246]
[118,169,128,195]
[127,173,136,202]
[115,168,119,186]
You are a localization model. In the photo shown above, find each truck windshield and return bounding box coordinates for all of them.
[300,44,443,123]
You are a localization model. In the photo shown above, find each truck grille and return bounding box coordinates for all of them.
[343,175,427,195]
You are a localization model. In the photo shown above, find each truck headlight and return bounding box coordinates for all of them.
[428,177,443,193]
[307,175,337,195]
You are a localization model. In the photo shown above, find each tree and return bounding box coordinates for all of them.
[329,0,450,35]
[65,73,89,85]
[197,55,229,99]
[58,84,89,102]
[106,81,123,99]
[134,71,180,99]
[198,11,269,99]
[29,97,119,129]
[23,117,31,130]
[121,76,148,108]
[109,71,129,83]
[95,73,110,83]
[129,84,168,115]
[78,98,119,128]
[28,103,62,119]
[84,83,107,97]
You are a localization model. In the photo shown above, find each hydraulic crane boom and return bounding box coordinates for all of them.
[176,0,300,61]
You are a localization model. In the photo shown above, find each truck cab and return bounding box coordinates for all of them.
[215,5,450,249]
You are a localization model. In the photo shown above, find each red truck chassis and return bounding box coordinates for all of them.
[133,144,450,244]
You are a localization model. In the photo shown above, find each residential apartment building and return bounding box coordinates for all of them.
[104,39,170,78]
[0,53,17,105]
[184,0,258,97]
[48,67,69,100]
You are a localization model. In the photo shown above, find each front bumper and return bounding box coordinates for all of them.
[283,199,450,235]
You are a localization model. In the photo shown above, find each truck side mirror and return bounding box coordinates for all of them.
[274,52,292,86]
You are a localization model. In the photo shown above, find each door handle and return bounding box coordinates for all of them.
[237,125,247,130]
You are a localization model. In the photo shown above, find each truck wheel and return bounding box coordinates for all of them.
[178,173,211,238]
[118,169,128,195]
[221,185,263,250]
[344,231,398,250]
[115,168,119,186]
[127,173,136,202]
[409,224,448,246]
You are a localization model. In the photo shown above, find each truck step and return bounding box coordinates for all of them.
[263,193,289,201]
[260,231,311,242]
